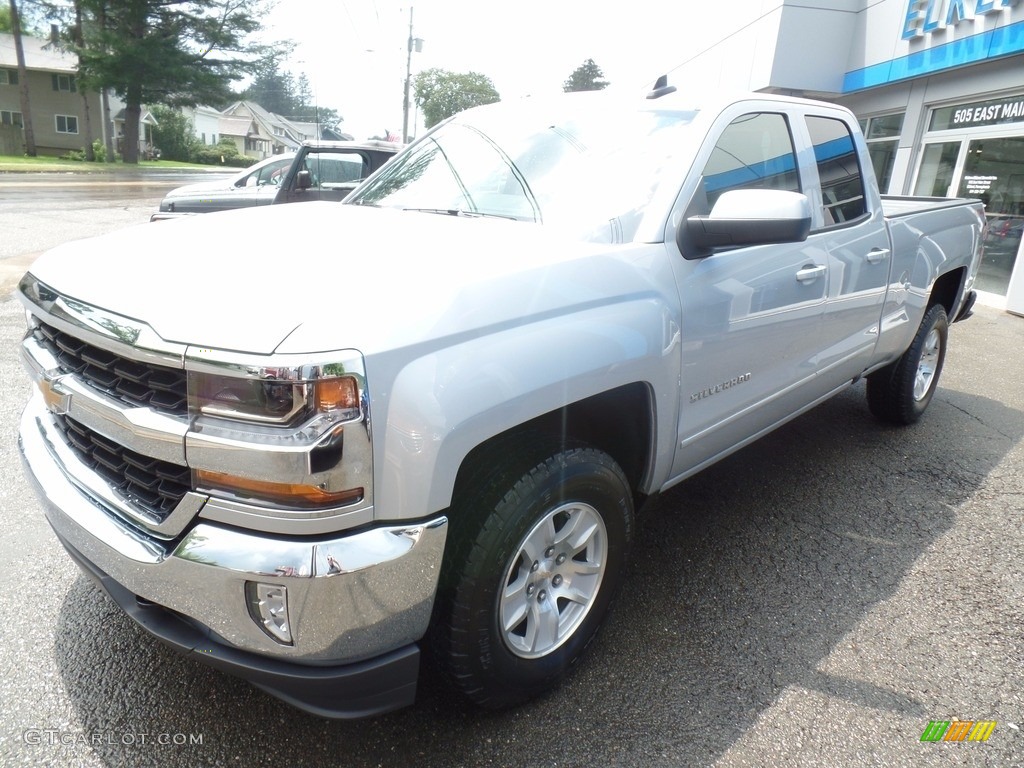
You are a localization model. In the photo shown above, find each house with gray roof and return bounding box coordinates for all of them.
[0,31,103,156]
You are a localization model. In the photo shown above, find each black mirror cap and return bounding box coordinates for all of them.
[296,169,312,190]
[682,214,811,257]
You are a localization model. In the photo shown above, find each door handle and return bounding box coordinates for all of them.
[795,265,827,283]
[866,248,891,264]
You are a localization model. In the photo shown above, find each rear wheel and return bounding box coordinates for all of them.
[866,304,948,425]
[433,443,633,708]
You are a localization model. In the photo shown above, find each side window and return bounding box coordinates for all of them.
[806,115,867,225]
[302,151,367,188]
[254,158,291,185]
[701,112,800,209]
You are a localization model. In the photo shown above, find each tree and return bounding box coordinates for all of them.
[76,0,272,163]
[413,68,499,130]
[242,56,298,116]
[0,5,10,31]
[563,59,609,92]
[240,60,343,133]
[150,104,195,161]
[7,0,37,155]
[70,1,96,160]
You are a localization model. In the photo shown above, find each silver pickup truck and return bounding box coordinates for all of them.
[17,88,984,719]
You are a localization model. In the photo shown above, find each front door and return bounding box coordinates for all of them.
[280,149,370,204]
[672,109,829,478]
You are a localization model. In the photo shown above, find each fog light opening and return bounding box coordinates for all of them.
[246,582,293,645]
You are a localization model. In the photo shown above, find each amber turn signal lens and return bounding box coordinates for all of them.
[197,469,363,507]
[316,376,360,411]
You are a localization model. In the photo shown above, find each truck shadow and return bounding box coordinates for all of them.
[53,383,1024,767]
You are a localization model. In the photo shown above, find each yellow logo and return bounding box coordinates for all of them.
[38,378,70,415]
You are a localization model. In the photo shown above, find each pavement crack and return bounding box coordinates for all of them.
[942,398,1015,441]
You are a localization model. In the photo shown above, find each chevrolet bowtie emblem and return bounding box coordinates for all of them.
[38,377,71,415]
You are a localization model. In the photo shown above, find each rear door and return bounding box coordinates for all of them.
[796,111,891,390]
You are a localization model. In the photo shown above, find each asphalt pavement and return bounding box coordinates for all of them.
[0,183,1021,767]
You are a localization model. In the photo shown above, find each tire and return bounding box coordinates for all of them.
[866,303,949,425]
[432,442,634,708]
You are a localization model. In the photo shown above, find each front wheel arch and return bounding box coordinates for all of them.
[430,440,634,708]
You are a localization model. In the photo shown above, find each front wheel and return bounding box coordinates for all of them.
[433,444,634,708]
[866,303,949,425]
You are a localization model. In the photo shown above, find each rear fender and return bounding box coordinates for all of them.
[876,205,982,362]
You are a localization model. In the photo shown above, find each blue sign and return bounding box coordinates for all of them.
[903,0,1021,40]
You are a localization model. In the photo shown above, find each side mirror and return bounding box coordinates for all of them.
[684,189,811,253]
[296,169,312,190]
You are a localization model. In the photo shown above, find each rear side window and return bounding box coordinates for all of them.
[304,151,368,188]
[701,112,800,209]
[806,116,867,225]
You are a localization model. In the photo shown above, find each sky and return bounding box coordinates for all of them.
[261,0,764,140]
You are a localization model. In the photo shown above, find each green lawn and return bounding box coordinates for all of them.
[0,154,219,173]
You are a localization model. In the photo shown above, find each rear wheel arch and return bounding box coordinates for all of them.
[928,267,965,317]
[866,303,949,425]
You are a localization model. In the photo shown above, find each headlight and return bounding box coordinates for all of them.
[187,359,362,428]
[184,349,371,514]
[192,374,310,424]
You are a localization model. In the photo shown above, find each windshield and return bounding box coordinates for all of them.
[347,99,698,243]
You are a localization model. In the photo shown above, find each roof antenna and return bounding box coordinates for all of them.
[647,74,677,100]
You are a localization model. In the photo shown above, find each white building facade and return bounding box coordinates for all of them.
[672,0,1024,314]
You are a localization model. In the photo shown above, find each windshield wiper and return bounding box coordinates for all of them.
[402,207,522,221]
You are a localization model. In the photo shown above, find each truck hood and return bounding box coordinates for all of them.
[27,202,633,356]
[161,177,238,198]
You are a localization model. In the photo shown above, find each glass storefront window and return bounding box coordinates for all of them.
[914,141,961,197]
[868,143,898,192]
[862,113,904,193]
[866,113,904,140]
[931,95,1024,132]
[957,136,1024,296]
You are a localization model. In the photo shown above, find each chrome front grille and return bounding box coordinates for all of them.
[33,321,188,415]
[54,414,191,523]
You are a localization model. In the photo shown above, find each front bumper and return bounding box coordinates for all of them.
[150,211,199,222]
[20,397,448,718]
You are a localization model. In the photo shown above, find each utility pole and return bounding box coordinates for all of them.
[402,7,423,144]
[402,7,413,144]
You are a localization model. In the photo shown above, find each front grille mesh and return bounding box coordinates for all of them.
[54,414,190,523]
[33,321,187,415]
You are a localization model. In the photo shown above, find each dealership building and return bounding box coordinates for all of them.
[672,0,1024,315]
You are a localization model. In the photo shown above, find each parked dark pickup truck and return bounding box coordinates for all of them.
[151,139,399,220]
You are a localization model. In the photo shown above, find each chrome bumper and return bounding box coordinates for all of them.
[19,395,448,667]
[149,210,199,222]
